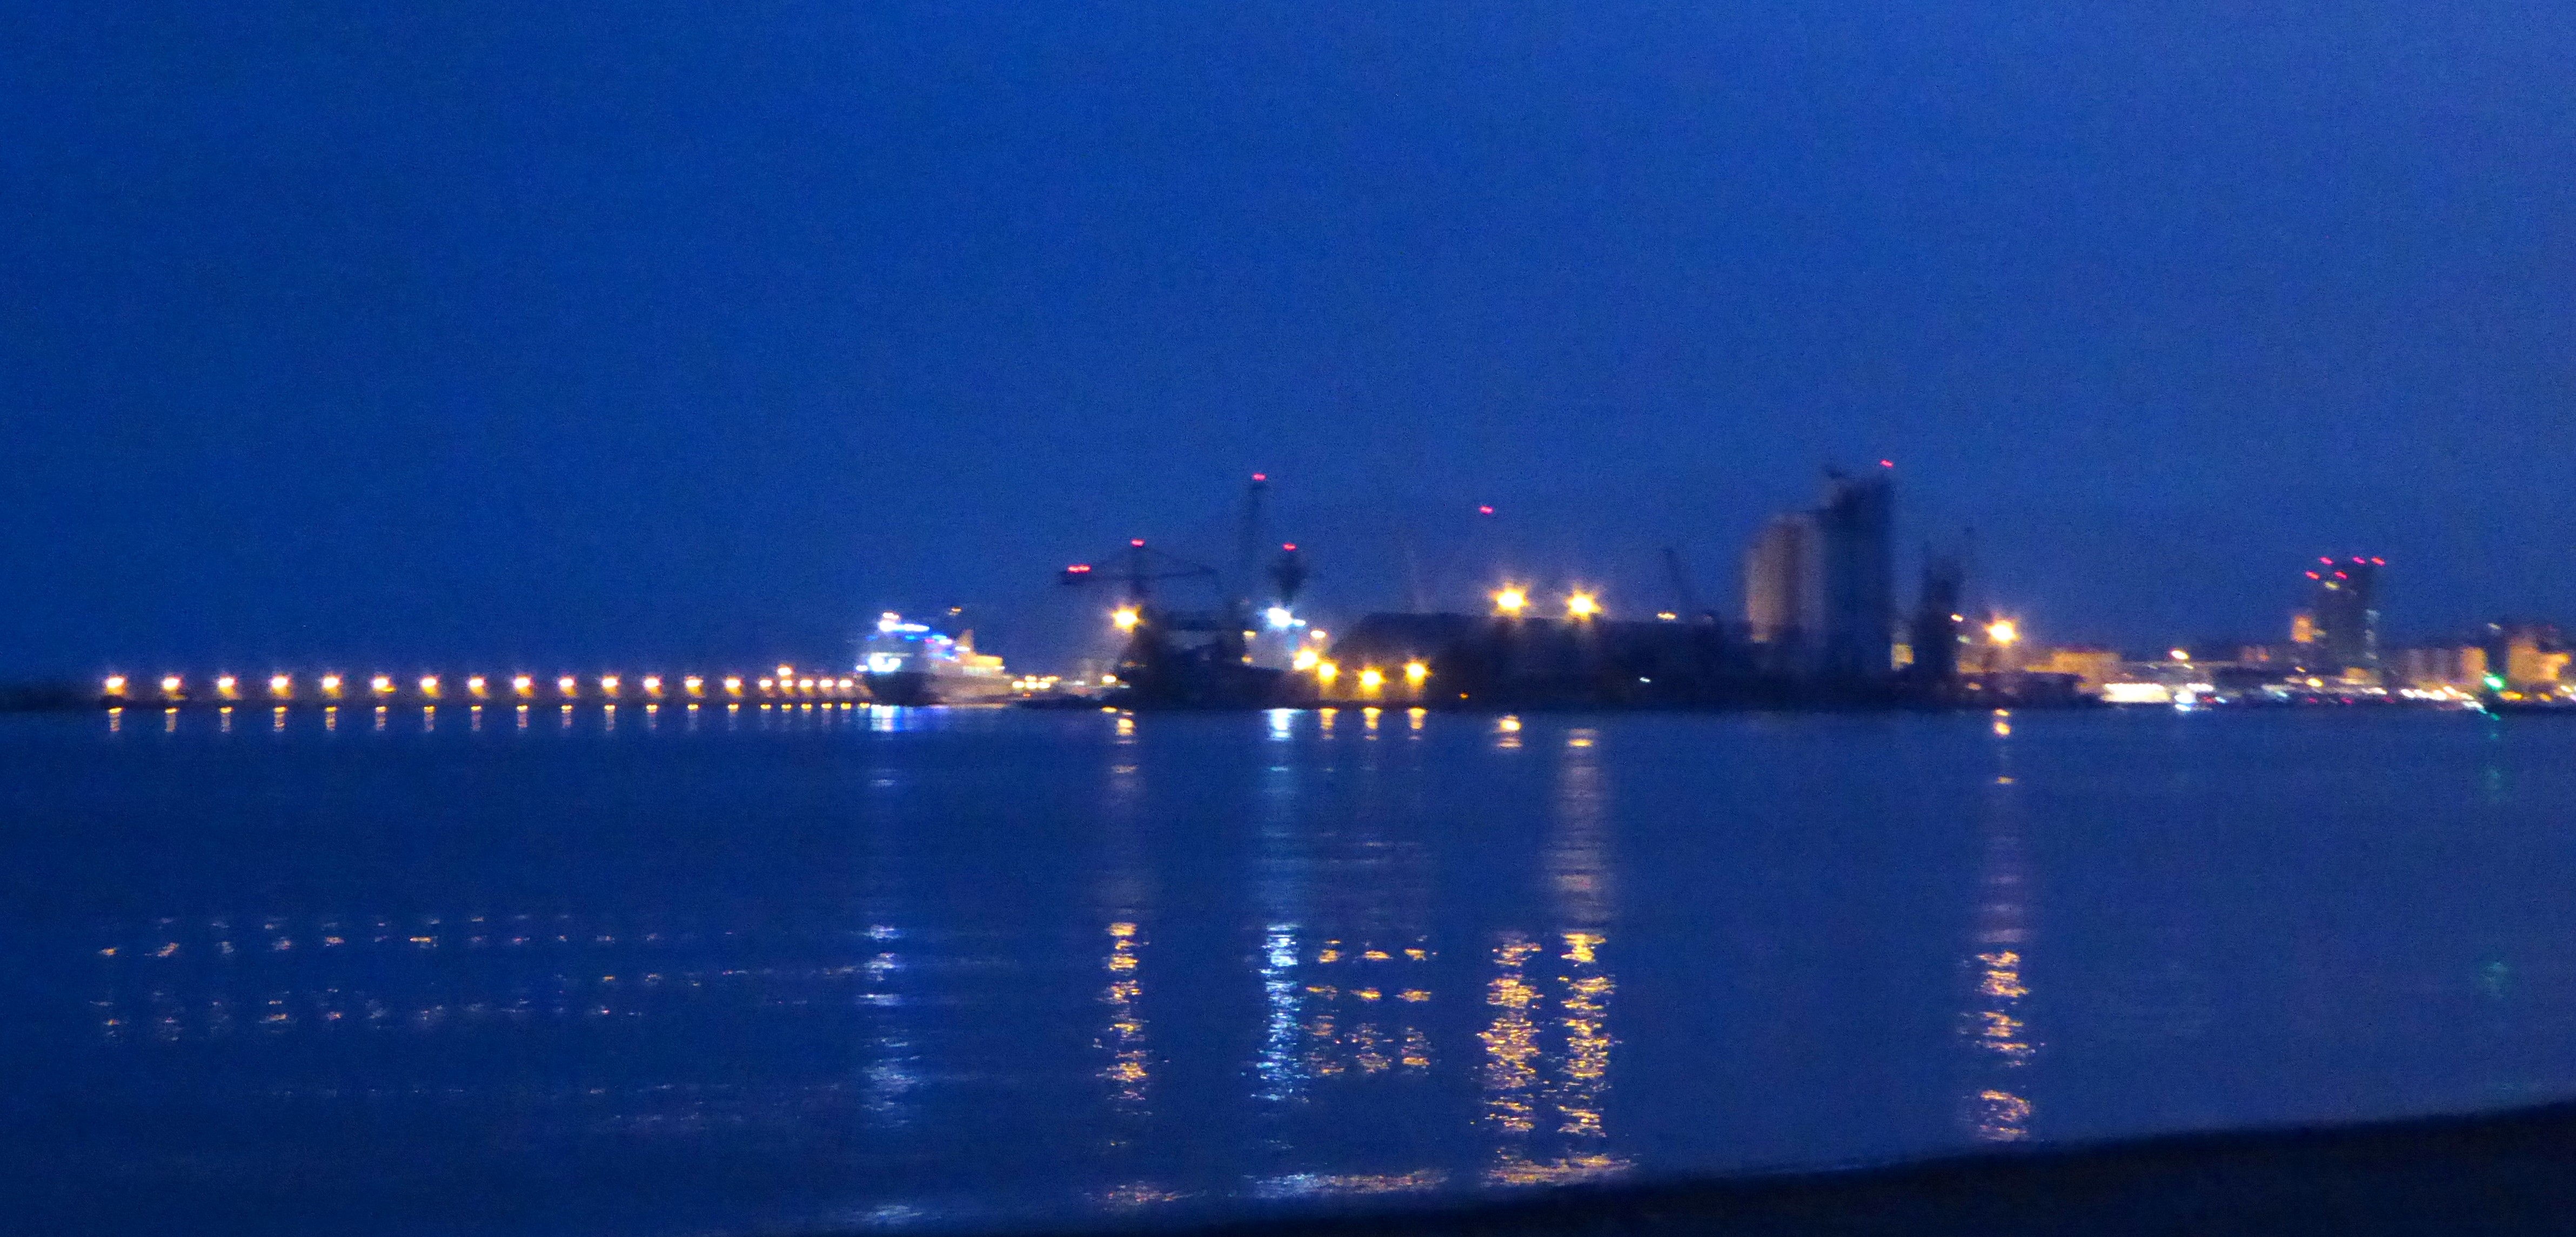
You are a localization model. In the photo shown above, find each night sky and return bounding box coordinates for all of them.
[6,1,2573,677]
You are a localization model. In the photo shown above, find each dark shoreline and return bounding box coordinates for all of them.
[995,1099,2576,1237]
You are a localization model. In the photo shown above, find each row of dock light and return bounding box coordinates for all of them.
[1279,584,1593,697]
[101,667,868,703]
[1490,586,1598,619]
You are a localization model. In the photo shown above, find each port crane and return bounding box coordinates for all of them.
[1058,476,1307,706]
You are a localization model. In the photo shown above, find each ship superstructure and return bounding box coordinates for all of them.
[861,613,1011,705]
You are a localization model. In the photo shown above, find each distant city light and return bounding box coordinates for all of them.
[370,675,393,695]
[1264,606,1294,629]
[2169,649,2191,662]
[878,612,901,633]
[1403,661,1429,687]
[722,676,743,695]
[319,674,344,695]
[641,676,663,694]
[215,675,239,697]
[103,675,128,696]
[1493,586,1528,616]
[1357,668,1386,691]
[466,676,488,696]
[1113,607,1141,633]
[1292,649,1321,671]
[512,675,534,696]
[417,676,440,696]
[1315,661,1339,686]
[599,676,620,695]
[557,676,578,695]
[267,675,291,697]
[1985,620,2018,646]
[1565,592,1600,620]
[683,676,704,695]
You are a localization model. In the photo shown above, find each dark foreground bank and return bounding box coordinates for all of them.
[996,1101,2576,1237]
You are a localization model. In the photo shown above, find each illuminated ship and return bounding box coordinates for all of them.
[860,613,1013,706]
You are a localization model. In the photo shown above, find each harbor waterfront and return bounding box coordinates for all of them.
[5,707,2576,1234]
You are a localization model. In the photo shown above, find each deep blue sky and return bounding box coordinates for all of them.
[5,1,2572,676]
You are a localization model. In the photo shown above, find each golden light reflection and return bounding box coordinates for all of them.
[1289,936,1437,1083]
[1480,936,1543,1135]
[1965,751,2038,1142]
[1478,930,1628,1186]
[1099,922,1150,1111]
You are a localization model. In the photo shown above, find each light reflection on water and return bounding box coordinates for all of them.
[19,709,2576,1233]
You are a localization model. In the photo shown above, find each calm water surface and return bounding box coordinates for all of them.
[4,703,2575,1234]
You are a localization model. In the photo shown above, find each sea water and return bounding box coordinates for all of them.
[3,703,2573,1234]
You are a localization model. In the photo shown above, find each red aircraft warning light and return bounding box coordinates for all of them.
[1130,538,1145,547]
[1066,563,1092,574]
[1477,505,1494,515]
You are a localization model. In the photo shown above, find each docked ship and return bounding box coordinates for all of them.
[860,613,1014,705]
